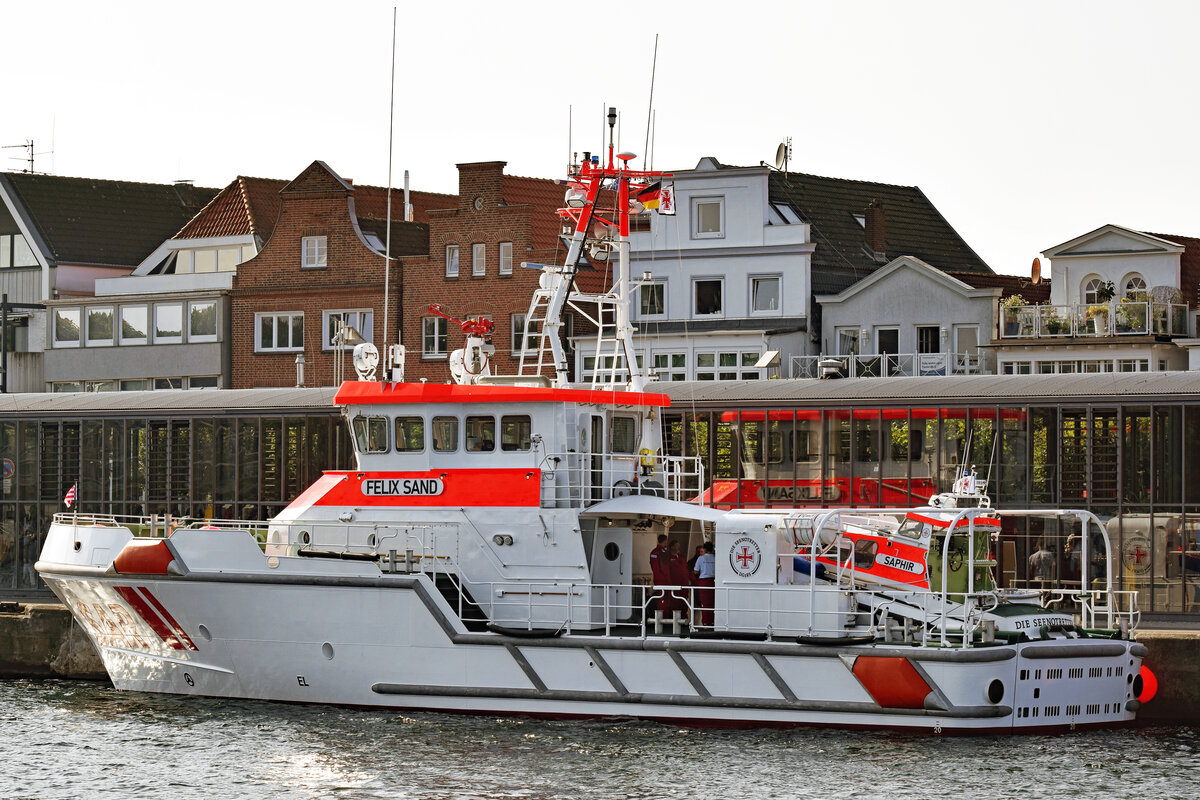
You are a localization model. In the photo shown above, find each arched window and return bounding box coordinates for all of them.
[1082,277,1103,304]
[1123,274,1146,299]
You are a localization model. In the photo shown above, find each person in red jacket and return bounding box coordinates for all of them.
[664,539,693,620]
[648,534,669,613]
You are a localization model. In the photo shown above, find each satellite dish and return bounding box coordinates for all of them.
[1031,258,1042,285]
[775,142,787,170]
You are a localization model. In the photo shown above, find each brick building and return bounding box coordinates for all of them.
[230,160,451,388]
[401,161,568,382]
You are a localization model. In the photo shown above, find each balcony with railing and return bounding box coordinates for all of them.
[790,351,980,379]
[999,301,1190,340]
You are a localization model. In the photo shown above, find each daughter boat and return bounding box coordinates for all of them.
[37,116,1150,732]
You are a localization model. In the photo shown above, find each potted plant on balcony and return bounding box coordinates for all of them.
[1001,294,1024,336]
[1086,304,1110,334]
[1095,280,1116,303]
[1044,309,1068,336]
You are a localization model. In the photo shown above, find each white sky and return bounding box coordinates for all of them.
[5,0,1199,276]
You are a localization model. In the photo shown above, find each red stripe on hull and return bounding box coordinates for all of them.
[139,587,198,650]
[114,585,186,650]
[299,469,541,508]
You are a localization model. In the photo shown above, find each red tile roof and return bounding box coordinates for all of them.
[352,186,456,225]
[949,270,1050,304]
[502,175,566,252]
[175,176,285,240]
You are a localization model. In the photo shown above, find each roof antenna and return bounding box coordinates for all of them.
[3,139,52,174]
[382,5,398,358]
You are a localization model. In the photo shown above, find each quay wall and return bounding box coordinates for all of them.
[1,603,1197,723]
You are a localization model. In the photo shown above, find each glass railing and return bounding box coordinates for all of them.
[1000,302,1190,339]
[790,352,980,379]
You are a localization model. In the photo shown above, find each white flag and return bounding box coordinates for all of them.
[658,182,676,215]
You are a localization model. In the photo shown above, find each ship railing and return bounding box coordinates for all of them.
[540,452,705,507]
[51,512,268,541]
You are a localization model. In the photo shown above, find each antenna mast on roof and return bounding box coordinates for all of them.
[3,139,52,174]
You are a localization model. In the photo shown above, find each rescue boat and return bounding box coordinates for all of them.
[37,112,1151,732]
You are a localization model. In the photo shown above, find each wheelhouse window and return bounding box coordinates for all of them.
[86,307,114,346]
[432,416,459,452]
[692,197,724,239]
[750,276,780,313]
[53,307,81,347]
[466,416,495,452]
[693,278,723,316]
[640,281,665,316]
[611,417,637,453]
[394,416,425,452]
[352,415,389,454]
[422,317,448,358]
[499,242,513,275]
[302,236,327,268]
[255,312,304,352]
[324,309,374,350]
[445,245,460,278]
[501,415,532,451]
[154,303,183,344]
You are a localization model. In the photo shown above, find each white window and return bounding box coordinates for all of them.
[692,197,724,239]
[323,309,374,350]
[188,376,220,389]
[255,312,304,352]
[511,314,538,354]
[119,305,149,345]
[189,301,217,342]
[53,307,81,348]
[836,327,860,356]
[173,250,194,274]
[472,243,486,276]
[695,351,751,381]
[640,281,666,317]
[1002,361,1033,375]
[499,242,513,275]
[0,233,38,268]
[155,378,184,390]
[693,278,723,316]
[651,352,687,381]
[750,276,780,313]
[86,307,114,347]
[154,303,183,344]
[302,236,327,268]
[1082,277,1103,305]
[194,250,216,273]
[423,316,448,357]
[1123,274,1147,298]
[445,245,460,277]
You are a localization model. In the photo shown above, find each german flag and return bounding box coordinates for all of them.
[636,181,661,210]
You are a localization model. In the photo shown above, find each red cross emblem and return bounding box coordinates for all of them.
[1131,544,1149,565]
[737,546,755,568]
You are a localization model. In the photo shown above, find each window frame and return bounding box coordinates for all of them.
[153,302,184,345]
[52,307,82,348]
[639,280,666,318]
[692,277,724,317]
[749,275,781,315]
[498,241,513,275]
[691,196,725,239]
[510,313,538,355]
[254,311,305,353]
[422,316,449,358]
[322,309,375,351]
[188,300,218,343]
[85,306,115,347]
[119,304,149,346]
[302,235,327,269]
[445,244,460,278]
[472,243,486,276]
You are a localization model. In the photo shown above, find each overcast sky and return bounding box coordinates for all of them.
[5,0,1198,277]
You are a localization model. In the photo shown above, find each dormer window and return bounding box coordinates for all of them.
[302,236,327,268]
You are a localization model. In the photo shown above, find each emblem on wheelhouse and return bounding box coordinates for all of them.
[37,108,1152,732]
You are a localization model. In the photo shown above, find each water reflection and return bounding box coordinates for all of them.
[3,679,1200,800]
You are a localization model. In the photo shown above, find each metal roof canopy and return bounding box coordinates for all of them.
[0,387,339,418]
[659,373,1200,408]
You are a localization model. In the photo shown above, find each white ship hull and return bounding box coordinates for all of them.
[38,523,1144,733]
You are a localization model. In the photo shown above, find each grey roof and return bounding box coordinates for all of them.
[0,387,338,417]
[0,173,217,268]
[660,373,1200,408]
[767,171,992,295]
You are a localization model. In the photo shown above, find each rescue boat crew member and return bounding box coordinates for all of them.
[693,541,716,627]
[649,534,669,613]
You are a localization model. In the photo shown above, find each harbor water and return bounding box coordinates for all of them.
[3,679,1199,800]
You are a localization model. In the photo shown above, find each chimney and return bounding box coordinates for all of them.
[865,199,887,263]
[457,161,508,212]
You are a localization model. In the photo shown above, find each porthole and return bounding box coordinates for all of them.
[603,542,621,562]
[322,642,335,660]
[987,679,1004,704]
[300,531,311,545]
[197,624,213,642]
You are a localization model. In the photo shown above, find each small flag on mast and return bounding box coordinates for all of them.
[64,483,77,508]
[659,182,676,215]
